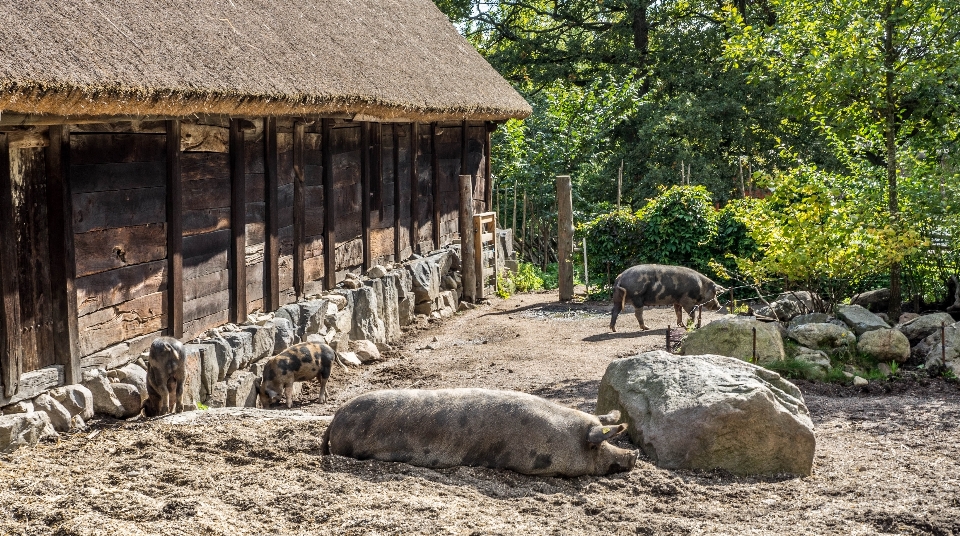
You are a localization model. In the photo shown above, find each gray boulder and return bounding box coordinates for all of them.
[377,275,402,343]
[366,265,389,279]
[850,288,890,313]
[270,318,296,353]
[837,305,890,336]
[755,292,818,321]
[919,322,960,375]
[898,313,955,344]
[788,313,832,331]
[116,364,148,403]
[681,316,785,364]
[409,258,441,314]
[82,370,126,418]
[354,339,381,363]
[243,324,277,361]
[793,347,831,380]
[351,285,386,344]
[180,350,203,411]
[788,323,856,352]
[49,385,94,420]
[597,351,815,476]
[274,304,303,340]
[32,394,73,432]
[301,299,328,337]
[226,371,259,408]
[857,328,910,363]
[111,383,144,418]
[2,400,33,415]
[206,381,229,409]
[222,331,254,369]
[0,412,57,453]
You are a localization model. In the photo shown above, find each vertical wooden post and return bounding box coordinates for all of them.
[293,122,305,299]
[361,121,371,271]
[582,236,589,300]
[459,175,476,303]
[46,126,81,385]
[264,117,280,311]
[431,123,440,250]
[165,120,184,339]
[410,123,420,254]
[617,159,623,210]
[752,326,758,363]
[393,125,401,261]
[0,133,21,396]
[557,175,574,301]
[229,119,247,323]
[374,122,384,218]
[322,119,336,290]
[520,190,527,261]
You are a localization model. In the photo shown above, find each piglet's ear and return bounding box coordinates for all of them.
[596,410,621,425]
[587,423,628,446]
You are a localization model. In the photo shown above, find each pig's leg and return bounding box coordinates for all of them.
[169,377,183,414]
[674,303,684,328]
[631,296,648,330]
[316,373,328,404]
[284,380,295,409]
[610,286,627,332]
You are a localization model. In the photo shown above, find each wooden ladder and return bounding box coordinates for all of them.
[473,212,497,299]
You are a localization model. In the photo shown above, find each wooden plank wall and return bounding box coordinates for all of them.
[277,120,296,305]
[371,124,396,264]
[0,118,490,384]
[70,127,168,359]
[416,124,435,253]
[331,124,363,278]
[180,120,232,341]
[244,120,266,314]
[435,123,462,248]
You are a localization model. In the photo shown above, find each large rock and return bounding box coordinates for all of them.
[837,305,890,336]
[49,385,94,420]
[793,347,831,380]
[301,299,329,337]
[274,304,303,341]
[243,324,277,361]
[32,394,73,432]
[353,340,381,363]
[0,412,57,453]
[351,285,386,344]
[754,292,819,321]
[850,288,891,313]
[788,313,831,331]
[180,350,203,411]
[82,370,126,418]
[269,318,296,353]
[111,383,145,418]
[222,331,254,369]
[206,381,229,409]
[398,296,414,327]
[597,351,815,476]
[857,328,910,363]
[2,400,33,415]
[116,364,148,403]
[787,323,856,352]
[409,258,441,314]
[378,275,402,343]
[898,313,955,344]
[681,316,785,364]
[919,322,960,375]
[185,343,219,401]
[226,371,259,408]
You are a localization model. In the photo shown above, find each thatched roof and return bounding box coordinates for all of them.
[0,0,531,122]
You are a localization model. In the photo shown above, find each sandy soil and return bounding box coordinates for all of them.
[3,290,960,535]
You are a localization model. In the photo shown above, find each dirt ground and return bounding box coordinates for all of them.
[3,290,960,536]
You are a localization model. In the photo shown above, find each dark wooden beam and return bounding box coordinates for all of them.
[264,117,280,311]
[322,119,336,290]
[393,124,401,260]
[485,122,495,211]
[410,123,420,254]
[46,126,81,384]
[374,122,384,220]
[360,121,371,272]
[431,123,440,250]
[293,121,305,299]
[0,133,23,397]
[165,120,184,339]
[229,119,247,323]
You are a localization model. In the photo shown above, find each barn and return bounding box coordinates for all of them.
[0,0,530,405]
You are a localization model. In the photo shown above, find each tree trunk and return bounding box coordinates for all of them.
[884,0,902,320]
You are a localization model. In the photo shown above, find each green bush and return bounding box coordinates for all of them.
[512,262,545,292]
[762,358,820,380]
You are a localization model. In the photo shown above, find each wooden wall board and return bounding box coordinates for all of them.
[74,223,167,277]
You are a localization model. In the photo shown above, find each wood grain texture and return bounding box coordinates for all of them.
[230,119,247,323]
[166,120,183,338]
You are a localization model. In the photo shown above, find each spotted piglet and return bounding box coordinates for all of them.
[144,336,186,417]
[258,342,336,408]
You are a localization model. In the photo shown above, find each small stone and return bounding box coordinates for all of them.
[338,352,362,367]
[877,362,893,378]
[329,332,350,352]
[32,394,72,432]
[342,279,362,290]
[366,265,388,279]
[327,294,348,311]
[354,340,381,363]
[853,376,869,386]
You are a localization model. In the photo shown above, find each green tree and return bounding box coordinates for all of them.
[727,0,960,316]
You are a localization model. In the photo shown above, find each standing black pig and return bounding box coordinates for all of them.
[610,264,721,331]
[144,336,186,417]
[322,388,638,477]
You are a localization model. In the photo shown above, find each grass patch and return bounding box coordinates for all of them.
[762,358,820,380]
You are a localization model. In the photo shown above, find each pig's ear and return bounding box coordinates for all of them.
[596,410,621,425]
[587,423,628,446]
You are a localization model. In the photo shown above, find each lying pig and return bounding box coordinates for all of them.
[611,264,722,331]
[322,388,638,477]
[258,342,335,408]
[144,336,186,417]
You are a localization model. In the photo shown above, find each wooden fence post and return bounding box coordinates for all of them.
[557,175,574,301]
[459,175,477,303]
